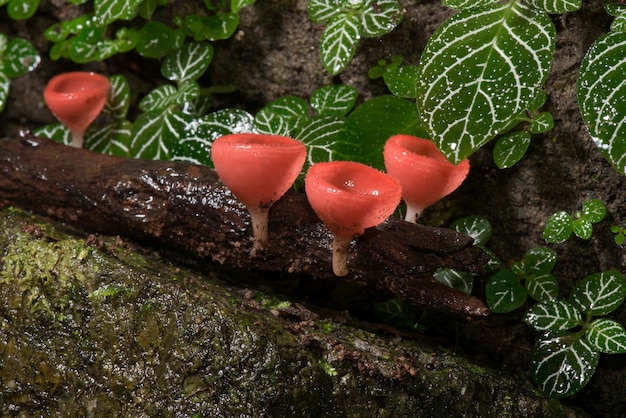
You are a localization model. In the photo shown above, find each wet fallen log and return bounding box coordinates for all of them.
[0,130,490,319]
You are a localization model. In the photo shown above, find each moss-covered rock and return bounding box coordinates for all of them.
[0,208,584,417]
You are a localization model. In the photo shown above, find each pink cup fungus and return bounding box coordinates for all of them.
[211,133,307,253]
[43,71,111,148]
[383,135,470,223]
[305,161,402,276]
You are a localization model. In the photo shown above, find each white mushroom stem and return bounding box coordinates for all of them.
[404,205,423,223]
[248,205,269,255]
[331,234,352,276]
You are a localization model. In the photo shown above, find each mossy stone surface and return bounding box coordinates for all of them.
[0,208,583,417]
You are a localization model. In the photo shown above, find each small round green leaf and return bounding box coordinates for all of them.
[543,211,573,243]
[524,247,557,274]
[136,22,184,58]
[7,0,40,20]
[450,215,492,246]
[383,64,419,98]
[4,38,40,78]
[486,270,527,313]
[493,131,532,169]
[529,111,554,134]
[433,268,474,294]
[581,198,606,224]
[572,217,593,240]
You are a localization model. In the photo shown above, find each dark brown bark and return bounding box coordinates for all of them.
[0,130,490,319]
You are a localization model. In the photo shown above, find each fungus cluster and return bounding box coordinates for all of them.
[209,131,469,277]
[41,75,469,277]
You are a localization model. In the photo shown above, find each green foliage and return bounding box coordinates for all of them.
[0,34,40,111]
[578,3,626,175]
[611,225,626,245]
[543,199,607,243]
[485,247,558,313]
[308,0,403,75]
[435,215,498,294]
[415,1,556,164]
[43,0,253,63]
[524,270,626,397]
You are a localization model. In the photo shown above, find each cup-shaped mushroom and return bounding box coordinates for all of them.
[43,72,111,148]
[383,135,470,222]
[211,133,307,252]
[305,161,402,276]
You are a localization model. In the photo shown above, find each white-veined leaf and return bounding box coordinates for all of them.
[7,0,39,20]
[526,273,559,303]
[531,332,599,397]
[529,111,554,134]
[0,33,7,55]
[543,211,573,243]
[359,0,403,37]
[493,131,532,169]
[104,74,130,119]
[524,247,557,274]
[4,38,40,78]
[310,84,358,116]
[586,318,626,354]
[131,108,195,160]
[0,71,9,112]
[253,96,308,136]
[525,0,582,14]
[486,269,527,313]
[94,0,142,25]
[570,270,626,317]
[442,0,499,10]
[524,299,581,332]
[582,198,606,224]
[292,115,347,167]
[579,31,626,174]
[307,0,348,23]
[450,215,492,246]
[139,85,178,112]
[172,108,255,167]
[572,217,593,240]
[33,123,72,145]
[433,268,474,294]
[86,120,132,156]
[320,13,361,75]
[161,42,213,82]
[416,1,555,164]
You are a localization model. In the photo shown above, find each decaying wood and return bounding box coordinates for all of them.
[0,130,490,319]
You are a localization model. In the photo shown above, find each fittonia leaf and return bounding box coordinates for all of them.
[525,0,581,14]
[531,332,599,397]
[94,0,142,25]
[0,72,9,112]
[579,30,626,174]
[131,108,195,160]
[442,0,499,10]
[569,270,626,317]
[161,41,213,82]
[172,108,255,166]
[310,84,358,116]
[416,0,555,164]
[320,13,361,75]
